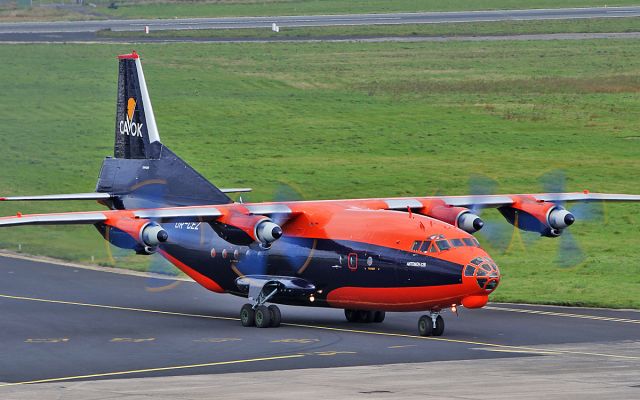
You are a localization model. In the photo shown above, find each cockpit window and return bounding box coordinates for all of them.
[462,238,475,247]
[436,240,451,251]
[412,241,422,251]
[472,238,480,247]
[420,241,431,253]
[451,238,464,247]
[471,257,483,265]
[476,268,488,277]
[464,265,475,277]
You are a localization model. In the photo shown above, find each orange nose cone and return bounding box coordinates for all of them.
[462,295,488,309]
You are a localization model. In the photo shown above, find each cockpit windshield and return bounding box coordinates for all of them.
[410,237,480,253]
[435,240,451,251]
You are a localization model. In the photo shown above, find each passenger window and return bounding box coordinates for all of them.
[464,265,475,276]
[451,239,464,247]
[462,238,474,247]
[412,241,422,251]
[436,240,451,251]
[420,241,431,252]
[348,253,358,271]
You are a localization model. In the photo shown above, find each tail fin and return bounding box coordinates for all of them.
[114,51,161,160]
[97,51,232,208]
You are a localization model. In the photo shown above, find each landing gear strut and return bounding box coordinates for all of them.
[240,282,282,328]
[418,312,444,336]
[344,309,385,323]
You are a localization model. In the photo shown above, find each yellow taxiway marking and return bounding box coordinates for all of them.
[471,347,562,355]
[24,338,69,343]
[0,294,236,322]
[110,338,155,343]
[1,293,638,361]
[0,354,305,388]
[485,306,640,324]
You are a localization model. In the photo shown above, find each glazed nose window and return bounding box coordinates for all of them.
[463,258,500,291]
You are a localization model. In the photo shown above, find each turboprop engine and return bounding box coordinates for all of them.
[212,213,283,247]
[419,200,484,233]
[498,196,575,237]
[138,222,169,254]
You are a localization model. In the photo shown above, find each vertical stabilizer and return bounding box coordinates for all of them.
[98,51,232,207]
[115,51,161,159]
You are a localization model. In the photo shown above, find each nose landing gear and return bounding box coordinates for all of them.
[418,312,444,336]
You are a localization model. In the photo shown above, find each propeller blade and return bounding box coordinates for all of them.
[556,230,585,268]
[468,174,515,252]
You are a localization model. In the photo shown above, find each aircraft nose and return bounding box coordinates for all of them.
[463,256,501,292]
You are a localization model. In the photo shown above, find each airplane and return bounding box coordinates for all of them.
[1,51,639,336]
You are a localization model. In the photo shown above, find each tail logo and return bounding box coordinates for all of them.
[119,97,144,137]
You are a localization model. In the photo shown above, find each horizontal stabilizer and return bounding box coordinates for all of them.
[0,212,107,227]
[220,188,252,193]
[0,193,112,202]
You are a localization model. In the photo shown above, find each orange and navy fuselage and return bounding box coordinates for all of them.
[129,199,501,313]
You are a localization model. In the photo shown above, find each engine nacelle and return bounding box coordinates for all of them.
[420,201,484,233]
[498,196,574,237]
[140,222,169,246]
[255,220,283,244]
[212,212,283,246]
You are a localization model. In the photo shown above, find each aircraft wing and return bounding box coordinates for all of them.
[382,192,640,210]
[0,206,289,227]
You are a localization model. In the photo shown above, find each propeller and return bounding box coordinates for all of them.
[539,169,604,268]
[103,179,183,292]
[466,170,602,268]
[468,174,519,253]
[233,182,312,277]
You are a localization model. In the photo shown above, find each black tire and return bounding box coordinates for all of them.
[255,305,271,328]
[268,305,282,328]
[344,309,358,322]
[358,310,375,323]
[373,311,386,323]
[240,304,255,327]
[432,315,445,336]
[418,315,433,336]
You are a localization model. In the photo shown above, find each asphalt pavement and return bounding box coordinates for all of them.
[0,6,639,34]
[0,253,638,388]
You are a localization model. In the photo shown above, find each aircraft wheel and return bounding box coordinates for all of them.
[255,305,272,328]
[432,315,445,336]
[373,311,386,323]
[418,315,433,336]
[268,305,282,328]
[240,304,255,327]
[358,310,375,323]
[344,309,358,322]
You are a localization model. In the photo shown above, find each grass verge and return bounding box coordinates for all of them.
[97,17,640,39]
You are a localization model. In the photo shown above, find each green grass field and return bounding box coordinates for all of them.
[98,17,640,39]
[2,0,640,21]
[98,0,640,19]
[0,39,639,308]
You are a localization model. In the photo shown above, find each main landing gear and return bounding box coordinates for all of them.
[240,281,282,328]
[344,309,386,323]
[418,312,444,336]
